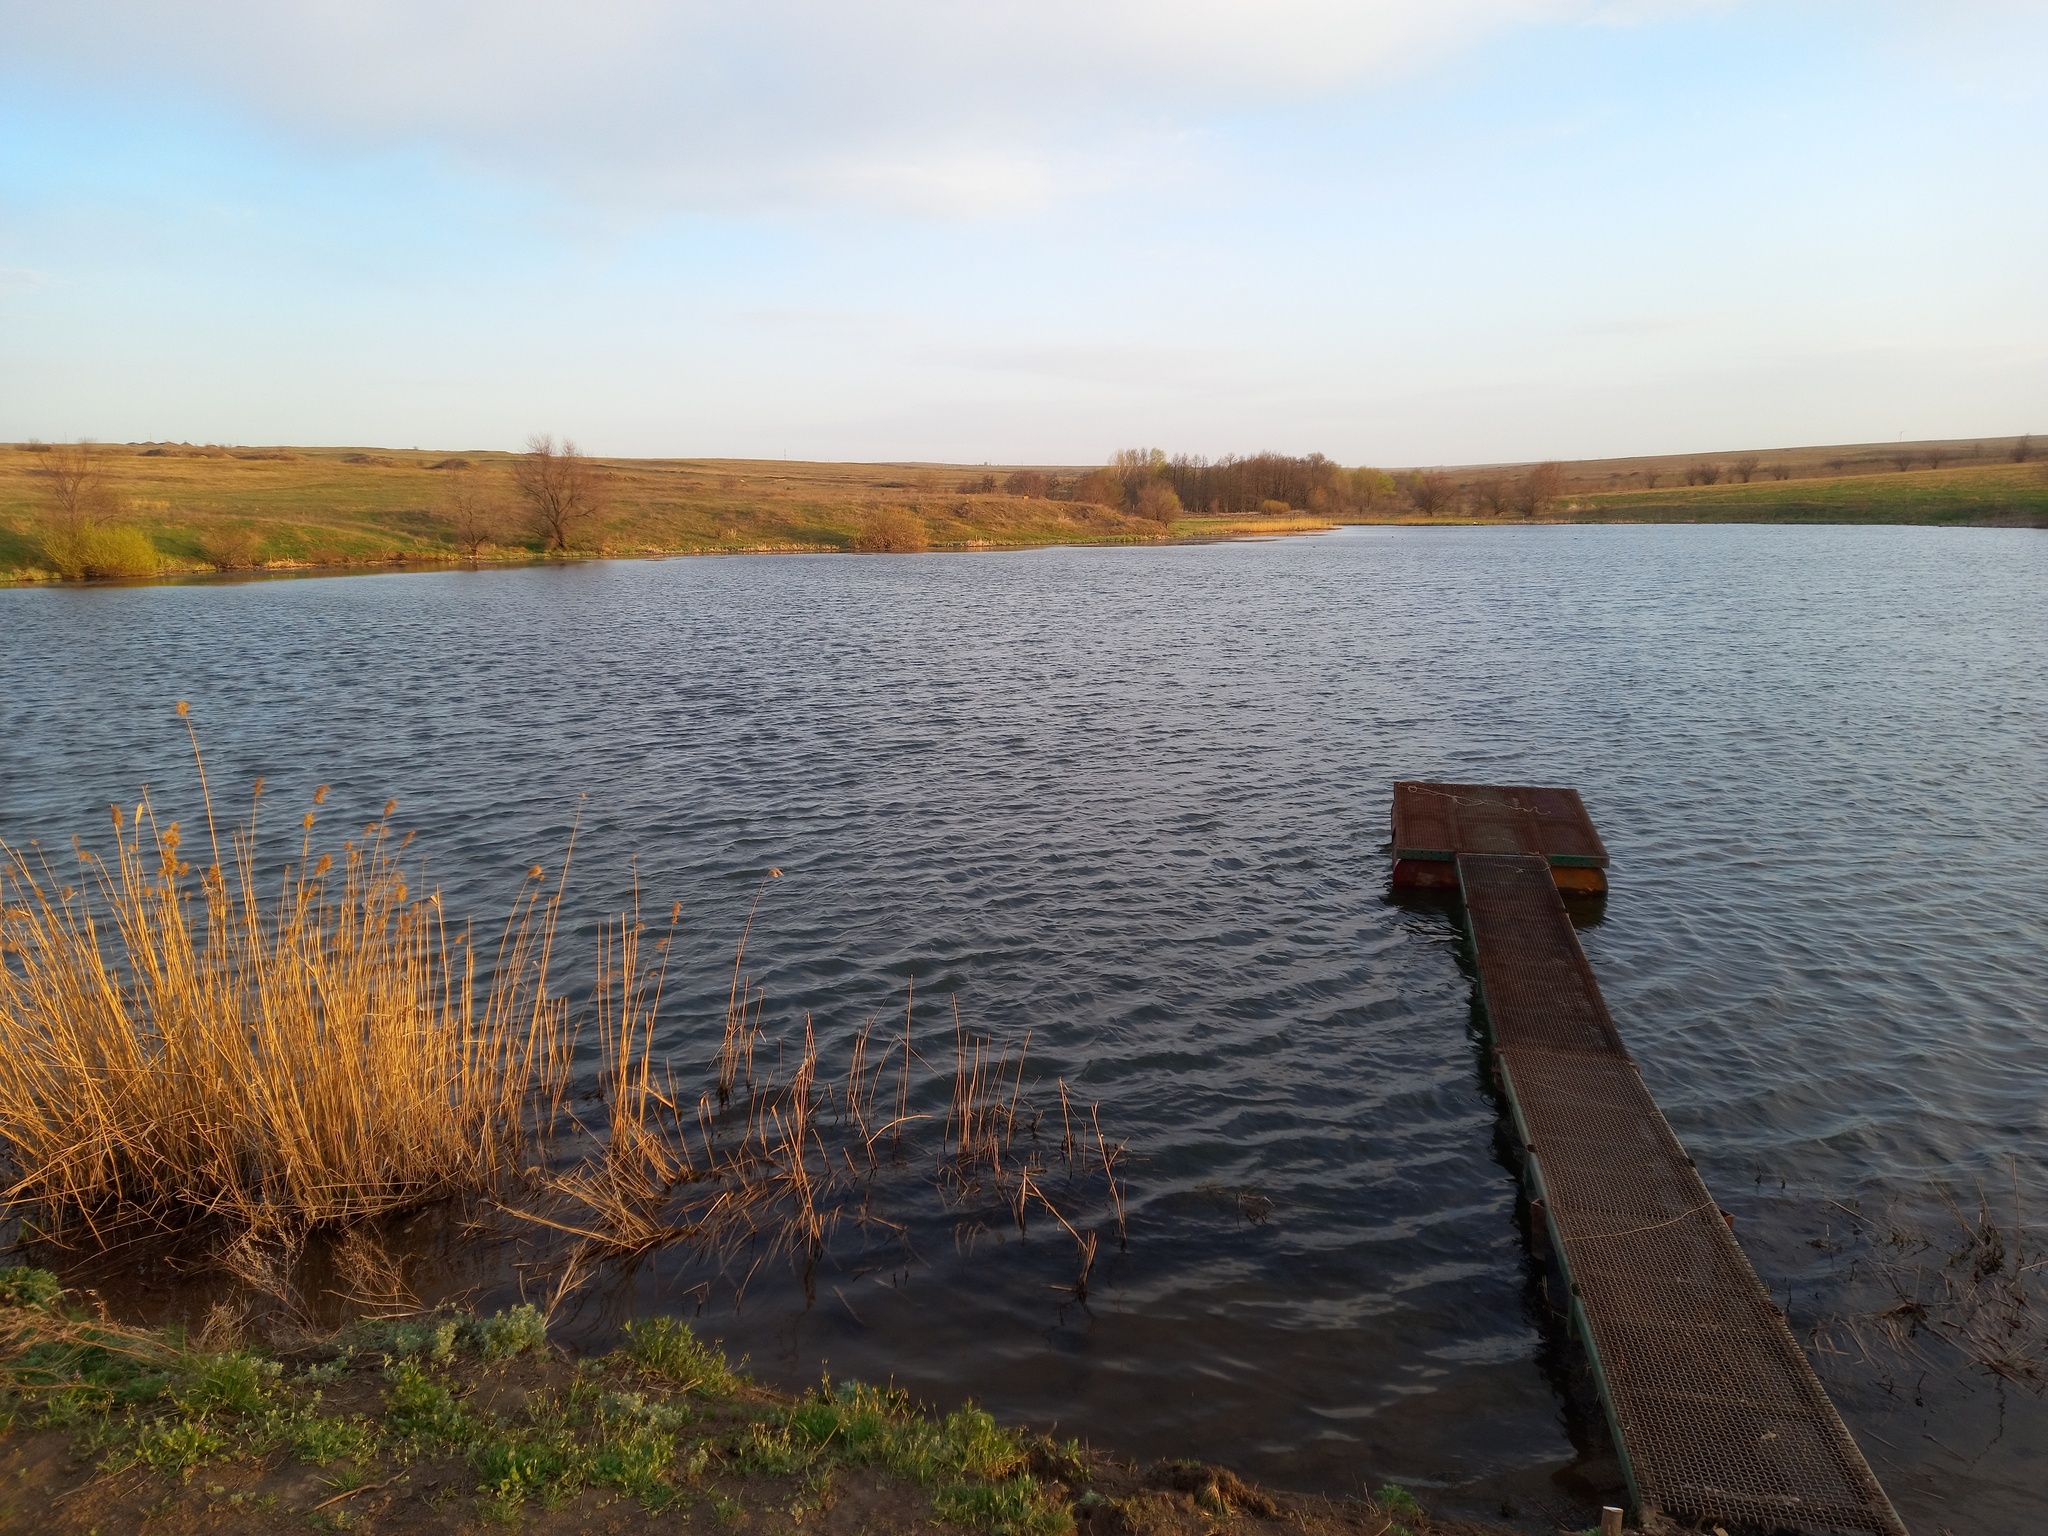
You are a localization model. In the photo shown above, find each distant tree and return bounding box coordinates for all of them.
[1824,457,1848,473]
[38,439,115,530]
[1351,468,1396,508]
[955,474,998,494]
[1887,449,1917,472]
[512,435,604,552]
[1003,470,1050,498]
[1073,468,1126,509]
[1513,462,1566,517]
[1137,483,1182,523]
[1406,471,1457,516]
[1924,446,1950,470]
[2012,434,2035,464]
[1767,462,1793,480]
[442,466,506,560]
[1471,476,1513,518]
[1684,462,1722,486]
[1731,454,1761,483]
[1644,471,1662,489]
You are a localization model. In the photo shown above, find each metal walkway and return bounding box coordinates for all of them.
[1396,784,1906,1534]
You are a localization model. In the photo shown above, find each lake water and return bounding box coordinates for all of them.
[3,526,2043,1533]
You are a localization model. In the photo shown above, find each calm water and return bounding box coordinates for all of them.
[3,526,2044,1533]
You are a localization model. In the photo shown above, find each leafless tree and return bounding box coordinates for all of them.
[1924,446,1951,471]
[511,435,605,552]
[442,466,506,560]
[1471,476,1512,517]
[1825,457,1848,473]
[1003,470,1050,498]
[1645,471,1662,489]
[1513,462,1565,517]
[1767,462,1794,481]
[1888,449,1917,472]
[1406,471,1457,516]
[1073,468,1125,509]
[1731,454,1761,483]
[38,440,115,531]
[2012,435,2035,464]
[1684,462,1722,486]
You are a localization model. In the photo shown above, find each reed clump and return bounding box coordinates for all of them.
[533,920,1128,1304]
[0,722,571,1243]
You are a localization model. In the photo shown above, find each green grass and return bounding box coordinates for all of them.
[0,444,1172,578]
[0,1263,1074,1534]
[1573,462,2048,525]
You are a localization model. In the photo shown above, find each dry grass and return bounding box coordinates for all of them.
[0,714,572,1244]
[1825,1170,2047,1392]
[0,721,1128,1317]
[526,915,1128,1306]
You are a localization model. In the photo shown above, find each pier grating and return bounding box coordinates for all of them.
[1397,784,1905,1535]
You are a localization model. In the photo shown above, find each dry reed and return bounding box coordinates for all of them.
[0,719,1129,1314]
[0,717,572,1243]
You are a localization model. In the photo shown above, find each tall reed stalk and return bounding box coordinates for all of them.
[0,738,571,1241]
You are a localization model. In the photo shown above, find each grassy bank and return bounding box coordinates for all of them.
[1566,462,2048,526]
[0,1268,1486,1536]
[0,447,1181,580]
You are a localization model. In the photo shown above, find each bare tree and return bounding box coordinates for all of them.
[2012,435,2035,464]
[38,440,115,532]
[1888,449,1917,472]
[1684,462,1722,486]
[511,435,605,552]
[1003,470,1050,498]
[1471,476,1512,517]
[1767,462,1794,481]
[1731,453,1761,483]
[442,466,506,561]
[1645,471,1662,489]
[1512,462,1565,517]
[1924,446,1951,471]
[1406,471,1457,516]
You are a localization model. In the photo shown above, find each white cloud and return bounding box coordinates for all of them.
[0,0,1726,215]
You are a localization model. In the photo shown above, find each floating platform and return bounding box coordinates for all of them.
[1389,781,1610,894]
[1396,783,1906,1535]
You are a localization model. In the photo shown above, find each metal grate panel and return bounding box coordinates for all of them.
[1458,853,1625,1056]
[1440,838,1907,1536]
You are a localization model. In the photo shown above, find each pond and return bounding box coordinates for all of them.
[3,525,2043,1533]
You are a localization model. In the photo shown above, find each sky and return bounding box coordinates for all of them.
[1,1,2045,466]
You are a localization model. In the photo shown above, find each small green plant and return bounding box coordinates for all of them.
[622,1317,740,1396]
[134,1416,229,1479]
[468,1304,548,1362]
[0,1266,62,1309]
[1377,1482,1424,1516]
[285,1410,380,1465]
[176,1351,280,1417]
[383,1360,475,1451]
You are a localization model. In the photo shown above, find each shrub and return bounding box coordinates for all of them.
[852,505,927,553]
[39,521,158,579]
[196,524,265,570]
[1136,483,1182,523]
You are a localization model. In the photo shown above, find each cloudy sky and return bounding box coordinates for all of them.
[2,1,2044,464]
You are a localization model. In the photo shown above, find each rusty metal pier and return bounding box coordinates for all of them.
[1392,781,1906,1535]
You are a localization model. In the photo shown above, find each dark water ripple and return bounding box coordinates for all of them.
[2,526,2043,1532]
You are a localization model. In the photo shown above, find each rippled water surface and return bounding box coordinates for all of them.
[3,526,2044,1533]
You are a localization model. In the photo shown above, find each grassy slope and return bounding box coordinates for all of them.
[4,445,2040,580]
[0,448,1173,577]
[1568,462,2048,525]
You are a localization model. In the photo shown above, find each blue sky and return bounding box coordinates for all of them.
[2,1,2043,464]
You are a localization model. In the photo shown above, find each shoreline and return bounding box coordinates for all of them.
[6,512,2042,591]
[0,1270,1515,1536]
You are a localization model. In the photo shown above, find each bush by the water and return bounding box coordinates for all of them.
[38,520,158,579]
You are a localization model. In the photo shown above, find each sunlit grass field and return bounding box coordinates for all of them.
[0,446,1171,577]
[1572,462,2048,525]
[3,442,2040,580]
